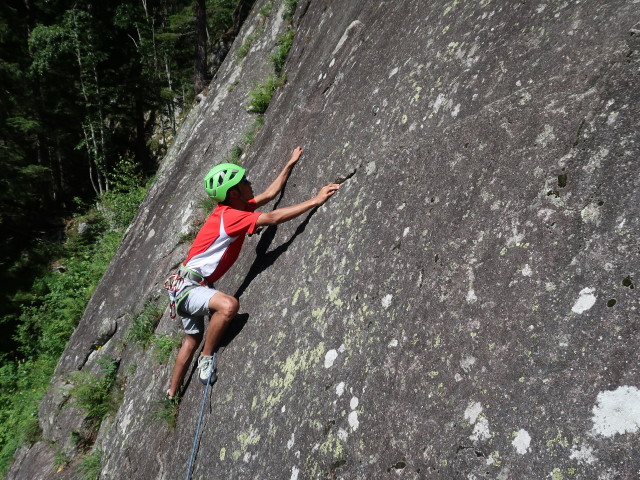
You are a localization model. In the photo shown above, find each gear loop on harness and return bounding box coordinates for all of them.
[163,273,185,319]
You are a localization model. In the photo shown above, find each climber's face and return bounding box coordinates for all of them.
[238,176,254,199]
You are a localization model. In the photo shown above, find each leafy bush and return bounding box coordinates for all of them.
[77,448,102,480]
[100,158,148,229]
[246,76,285,114]
[271,28,295,75]
[128,301,165,350]
[152,333,182,365]
[236,28,263,59]
[0,180,149,477]
[283,0,298,21]
[68,356,120,423]
[152,395,179,431]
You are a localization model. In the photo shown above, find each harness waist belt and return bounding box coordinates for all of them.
[179,266,211,287]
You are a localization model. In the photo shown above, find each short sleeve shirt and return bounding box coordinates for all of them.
[183,200,262,283]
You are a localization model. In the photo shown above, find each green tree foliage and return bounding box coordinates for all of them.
[0,0,239,356]
[0,1,243,475]
[0,172,147,477]
[69,356,120,423]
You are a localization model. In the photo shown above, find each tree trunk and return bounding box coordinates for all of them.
[232,0,258,33]
[194,0,207,95]
[134,67,151,173]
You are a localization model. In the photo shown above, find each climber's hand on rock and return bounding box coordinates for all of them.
[287,146,303,167]
[314,184,340,206]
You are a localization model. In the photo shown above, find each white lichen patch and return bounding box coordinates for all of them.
[569,444,596,465]
[348,410,359,430]
[365,161,377,175]
[571,288,596,314]
[464,402,490,441]
[432,93,447,114]
[460,355,476,373]
[464,402,483,425]
[591,385,640,437]
[382,294,393,309]
[119,401,135,435]
[336,382,345,397]
[471,417,491,441]
[290,466,300,480]
[332,20,364,55]
[583,146,609,174]
[325,349,338,368]
[179,202,195,232]
[521,264,533,277]
[389,67,399,78]
[580,203,601,224]
[512,429,531,454]
[466,288,478,304]
[270,2,287,40]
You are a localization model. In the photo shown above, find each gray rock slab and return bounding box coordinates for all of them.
[9,0,639,479]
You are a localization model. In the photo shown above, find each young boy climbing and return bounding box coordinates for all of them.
[167,147,339,399]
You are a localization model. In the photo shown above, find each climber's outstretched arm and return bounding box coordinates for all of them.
[256,184,339,226]
[253,147,303,208]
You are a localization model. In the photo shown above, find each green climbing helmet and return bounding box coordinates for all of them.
[203,163,246,201]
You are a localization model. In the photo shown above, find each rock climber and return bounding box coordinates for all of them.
[166,147,339,399]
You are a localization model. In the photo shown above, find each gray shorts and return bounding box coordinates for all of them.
[176,282,219,335]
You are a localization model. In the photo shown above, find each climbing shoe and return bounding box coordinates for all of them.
[198,355,217,385]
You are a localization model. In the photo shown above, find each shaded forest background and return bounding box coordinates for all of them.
[0,0,254,475]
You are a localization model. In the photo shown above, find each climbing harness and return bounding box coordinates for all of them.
[186,352,216,480]
[163,267,210,319]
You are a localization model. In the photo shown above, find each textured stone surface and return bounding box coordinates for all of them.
[9,0,639,479]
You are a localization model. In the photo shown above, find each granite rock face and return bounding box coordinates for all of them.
[9,0,640,479]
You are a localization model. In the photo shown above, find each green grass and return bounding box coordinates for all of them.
[258,1,273,18]
[152,395,180,431]
[152,333,181,365]
[236,27,264,60]
[226,144,244,164]
[199,195,218,213]
[283,0,298,21]
[127,301,165,350]
[271,28,295,75]
[246,76,285,114]
[77,448,102,480]
[244,115,265,147]
[68,356,120,424]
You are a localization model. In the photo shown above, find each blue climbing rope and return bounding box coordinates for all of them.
[185,352,216,480]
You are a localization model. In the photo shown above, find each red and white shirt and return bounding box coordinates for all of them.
[183,200,262,284]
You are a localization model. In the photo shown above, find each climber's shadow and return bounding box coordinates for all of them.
[182,312,249,396]
[219,312,249,347]
[234,206,318,299]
